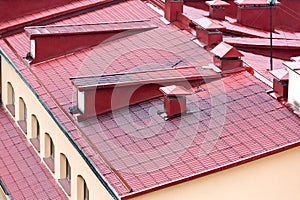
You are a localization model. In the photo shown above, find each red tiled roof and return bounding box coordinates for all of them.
[1,0,300,198]
[211,42,244,58]
[0,0,115,34]
[0,107,67,200]
[25,20,157,38]
[205,0,230,6]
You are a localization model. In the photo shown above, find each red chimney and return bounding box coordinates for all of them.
[269,68,289,99]
[235,0,279,31]
[164,0,184,22]
[210,42,244,71]
[193,17,224,47]
[159,85,191,119]
[206,0,230,20]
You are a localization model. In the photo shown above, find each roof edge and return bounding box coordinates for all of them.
[0,47,121,200]
[0,179,11,200]
[121,139,300,199]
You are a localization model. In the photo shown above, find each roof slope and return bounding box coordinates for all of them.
[0,107,67,200]
[1,0,300,198]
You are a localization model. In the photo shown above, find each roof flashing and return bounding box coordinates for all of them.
[206,0,230,6]
[25,20,157,38]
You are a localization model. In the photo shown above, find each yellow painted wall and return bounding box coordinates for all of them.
[1,55,114,200]
[0,189,7,200]
[131,146,300,200]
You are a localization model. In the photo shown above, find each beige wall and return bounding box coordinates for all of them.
[1,55,114,200]
[0,188,7,200]
[131,146,300,200]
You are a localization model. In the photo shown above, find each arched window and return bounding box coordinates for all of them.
[43,133,55,173]
[18,97,27,133]
[6,82,15,116]
[59,153,71,196]
[77,175,89,200]
[30,115,40,152]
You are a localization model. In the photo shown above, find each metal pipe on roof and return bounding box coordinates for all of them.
[267,0,276,70]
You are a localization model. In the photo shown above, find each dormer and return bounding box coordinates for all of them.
[25,20,157,64]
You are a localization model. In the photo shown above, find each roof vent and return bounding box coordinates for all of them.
[159,85,191,120]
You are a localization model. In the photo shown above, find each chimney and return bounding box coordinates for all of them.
[193,18,224,47]
[164,0,184,22]
[159,85,191,119]
[206,0,230,20]
[25,20,157,64]
[235,0,278,31]
[283,62,300,113]
[269,68,289,100]
[210,42,244,71]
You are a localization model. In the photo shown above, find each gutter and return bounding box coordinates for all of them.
[0,179,12,200]
[0,48,120,200]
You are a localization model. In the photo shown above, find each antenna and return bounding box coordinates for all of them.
[267,0,276,71]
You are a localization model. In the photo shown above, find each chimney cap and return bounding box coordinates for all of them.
[206,0,230,6]
[211,42,244,58]
[269,68,289,81]
[193,17,225,30]
[159,85,191,97]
